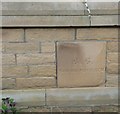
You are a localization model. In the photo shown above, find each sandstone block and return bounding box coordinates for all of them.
[2,2,84,16]
[86,2,118,15]
[16,77,56,89]
[5,42,40,53]
[2,54,15,65]
[107,42,118,52]
[107,53,118,63]
[57,41,106,87]
[91,15,118,26]
[17,53,55,65]
[26,28,75,42]
[46,87,118,106]
[2,65,28,78]
[29,65,56,77]
[2,16,89,27]
[2,29,24,42]
[2,89,45,106]
[106,74,118,87]
[77,28,118,41]
[41,42,55,53]
[2,78,15,89]
[107,63,119,74]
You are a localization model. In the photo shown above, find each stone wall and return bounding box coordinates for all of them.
[2,27,119,89]
[1,1,119,111]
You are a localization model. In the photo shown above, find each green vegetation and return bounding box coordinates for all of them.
[0,97,17,114]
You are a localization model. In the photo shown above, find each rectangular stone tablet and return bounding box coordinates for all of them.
[57,41,106,87]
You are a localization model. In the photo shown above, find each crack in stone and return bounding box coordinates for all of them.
[83,0,91,26]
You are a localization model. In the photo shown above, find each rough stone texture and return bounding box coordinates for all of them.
[2,65,28,78]
[2,16,90,27]
[26,29,75,41]
[2,78,15,89]
[107,63,119,74]
[52,106,92,112]
[106,74,118,87]
[16,77,56,89]
[2,2,84,16]
[57,41,106,87]
[0,78,2,90]
[107,42,118,52]
[19,105,119,113]
[2,43,5,53]
[93,105,118,112]
[2,54,15,65]
[46,87,118,106]
[2,29,24,42]
[77,28,118,41]
[29,65,56,77]
[107,53,118,63]
[91,15,118,26]
[2,89,45,106]
[17,53,55,65]
[4,42,40,53]
[20,107,51,112]
[41,42,55,53]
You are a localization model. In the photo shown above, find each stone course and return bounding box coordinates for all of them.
[19,105,118,113]
[1,87,118,107]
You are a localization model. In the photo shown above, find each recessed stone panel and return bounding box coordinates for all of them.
[57,41,106,87]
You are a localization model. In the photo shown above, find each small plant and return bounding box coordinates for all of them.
[0,97,17,114]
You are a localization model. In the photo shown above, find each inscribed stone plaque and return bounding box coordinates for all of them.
[57,41,106,87]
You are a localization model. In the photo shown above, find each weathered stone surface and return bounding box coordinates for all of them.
[2,89,45,106]
[41,42,55,53]
[20,106,51,112]
[17,53,55,65]
[2,2,84,16]
[0,78,2,90]
[26,28,75,41]
[2,78,15,89]
[93,105,118,112]
[91,15,118,26]
[77,28,118,41]
[2,29,24,42]
[2,43,5,53]
[5,42,40,53]
[107,42,118,52]
[86,2,118,15]
[16,77,56,89]
[46,87,118,106]
[1,87,118,107]
[57,41,106,87]
[52,106,92,112]
[7,105,120,113]
[107,53,118,63]
[2,16,90,27]
[29,65,56,77]
[106,74,118,87]
[2,54,15,65]
[2,65,28,78]
[107,63,119,74]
